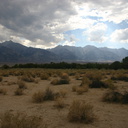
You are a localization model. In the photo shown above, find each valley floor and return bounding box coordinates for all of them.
[0,69,128,128]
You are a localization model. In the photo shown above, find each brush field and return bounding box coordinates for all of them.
[0,69,128,128]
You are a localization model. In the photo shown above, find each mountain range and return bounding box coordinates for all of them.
[0,41,128,64]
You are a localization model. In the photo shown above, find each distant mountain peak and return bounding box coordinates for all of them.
[0,41,128,63]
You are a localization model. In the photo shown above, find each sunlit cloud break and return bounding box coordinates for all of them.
[0,0,127,49]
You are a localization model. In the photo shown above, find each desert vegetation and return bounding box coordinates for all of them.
[0,111,44,128]
[68,100,96,123]
[0,68,128,128]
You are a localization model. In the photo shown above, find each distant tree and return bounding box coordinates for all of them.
[122,57,128,63]
[110,61,121,70]
[122,57,128,69]
[1,64,10,69]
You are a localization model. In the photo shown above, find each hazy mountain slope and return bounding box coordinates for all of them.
[48,45,77,61]
[0,46,20,62]
[0,41,60,63]
[0,41,128,63]
[49,45,127,62]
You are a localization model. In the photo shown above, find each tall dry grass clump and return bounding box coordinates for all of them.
[76,86,88,95]
[17,80,27,89]
[81,76,91,86]
[54,98,66,109]
[0,111,44,128]
[32,88,56,103]
[0,88,7,95]
[51,73,70,85]
[21,74,35,82]
[68,100,96,124]
[40,73,50,80]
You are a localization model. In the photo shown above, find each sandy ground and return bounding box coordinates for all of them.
[0,70,128,128]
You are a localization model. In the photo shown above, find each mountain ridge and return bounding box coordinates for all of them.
[0,41,128,63]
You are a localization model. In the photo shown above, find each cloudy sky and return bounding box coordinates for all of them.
[0,0,128,49]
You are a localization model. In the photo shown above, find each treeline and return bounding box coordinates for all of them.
[1,57,128,69]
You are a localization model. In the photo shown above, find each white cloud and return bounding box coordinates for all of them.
[62,34,78,46]
[84,23,108,43]
[110,28,128,43]
[74,0,128,24]
[0,0,127,48]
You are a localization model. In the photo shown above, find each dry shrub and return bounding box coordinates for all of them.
[72,86,77,92]
[86,72,102,81]
[32,91,44,103]
[81,76,91,86]
[51,78,70,85]
[0,76,3,82]
[0,111,43,128]
[17,80,27,89]
[59,90,67,98]
[103,90,128,104]
[1,73,9,77]
[76,86,88,95]
[102,90,122,103]
[103,79,116,90]
[43,88,55,101]
[32,88,55,103]
[51,79,59,85]
[122,92,128,104]
[34,78,39,84]
[54,98,66,109]
[40,73,49,80]
[59,73,70,84]
[14,88,24,96]
[68,100,95,124]
[59,79,70,84]
[75,74,81,80]
[21,74,35,82]
[111,73,128,82]
[0,88,7,95]
[61,73,69,80]
[89,79,107,88]
[8,82,17,86]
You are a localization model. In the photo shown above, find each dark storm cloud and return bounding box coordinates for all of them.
[0,0,127,48]
[0,0,77,44]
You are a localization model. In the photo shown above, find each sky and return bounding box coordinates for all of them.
[0,0,128,49]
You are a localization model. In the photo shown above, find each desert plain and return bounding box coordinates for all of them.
[0,69,128,128]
